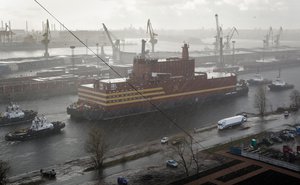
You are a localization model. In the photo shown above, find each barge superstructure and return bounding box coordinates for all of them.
[67,43,248,120]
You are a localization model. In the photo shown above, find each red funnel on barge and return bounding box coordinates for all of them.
[67,43,248,120]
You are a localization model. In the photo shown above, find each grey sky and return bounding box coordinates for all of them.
[0,0,299,30]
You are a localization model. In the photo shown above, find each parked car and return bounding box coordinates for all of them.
[40,169,56,178]
[161,137,169,144]
[117,177,128,185]
[171,138,184,145]
[270,135,283,143]
[166,160,178,168]
[279,130,295,141]
[261,138,274,146]
[284,111,289,118]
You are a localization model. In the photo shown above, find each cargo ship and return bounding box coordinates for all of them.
[67,43,248,120]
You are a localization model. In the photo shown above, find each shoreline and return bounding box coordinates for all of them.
[6,111,294,185]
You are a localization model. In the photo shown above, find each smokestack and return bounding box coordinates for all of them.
[141,39,146,58]
[182,43,189,60]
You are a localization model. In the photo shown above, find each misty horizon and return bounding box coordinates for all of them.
[0,0,300,31]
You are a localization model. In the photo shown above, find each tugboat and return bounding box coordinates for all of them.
[5,116,65,141]
[0,103,37,126]
[268,69,294,91]
[247,73,271,85]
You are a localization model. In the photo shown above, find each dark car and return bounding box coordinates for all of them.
[284,111,289,118]
[40,169,56,179]
[279,131,295,141]
[117,177,128,185]
[270,135,283,143]
[262,138,274,146]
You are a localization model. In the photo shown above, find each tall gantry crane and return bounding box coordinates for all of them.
[41,19,50,57]
[274,27,283,48]
[224,27,238,50]
[146,19,158,53]
[214,14,222,54]
[102,23,120,61]
[0,21,14,43]
[263,27,273,49]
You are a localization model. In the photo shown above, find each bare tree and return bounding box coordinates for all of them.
[254,85,267,116]
[170,139,192,177]
[168,136,204,176]
[0,160,9,185]
[290,89,300,108]
[187,136,201,173]
[85,128,107,170]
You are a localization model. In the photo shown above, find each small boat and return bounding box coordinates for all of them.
[5,116,65,141]
[0,103,37,126]
[268,69,294,91]
[247,73,271,85]
[268,77,294,91]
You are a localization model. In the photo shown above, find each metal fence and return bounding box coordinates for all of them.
[241,150,300,172]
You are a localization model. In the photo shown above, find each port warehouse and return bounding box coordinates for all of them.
[0,66,132,102]
[0,76,77,101]
[1,46,300,72]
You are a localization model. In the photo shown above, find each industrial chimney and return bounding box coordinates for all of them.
[182,43,189,60]
[141,39,146,59]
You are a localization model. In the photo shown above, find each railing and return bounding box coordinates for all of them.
[241,150,300,171]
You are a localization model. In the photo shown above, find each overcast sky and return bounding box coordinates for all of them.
[0,0,299,30]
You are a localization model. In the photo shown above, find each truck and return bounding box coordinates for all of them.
[217,115,247,130]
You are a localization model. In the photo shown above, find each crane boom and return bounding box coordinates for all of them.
[102,23,116,50]
[102,23,120,61]
[146,19,157,53]
[215,14,221,53]
[264,27,273,48]
[224,27,238,50]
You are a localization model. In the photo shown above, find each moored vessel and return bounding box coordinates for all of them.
[247,73,271,85]
[5,115,65,141]
[268,69,294,91]
[268,77,294,91]
[0,103,37,126]
[67,43,248,121]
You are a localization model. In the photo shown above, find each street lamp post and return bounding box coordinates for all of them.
[70,46,75,77]
[232,40,236,65]
[96,43,100,77]
[96,43,99,56]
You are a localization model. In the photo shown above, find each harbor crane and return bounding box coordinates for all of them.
[263,27,273,49]
[146,19,158,53]
[0,21,14,43]
[102,23,120,61]
[274,27,283,48]
[224,27,238,50]
[214,14,223,55]
[41,19,50,57]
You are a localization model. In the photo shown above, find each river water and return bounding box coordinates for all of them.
[1,39,300,176]
[1,66,300,176]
